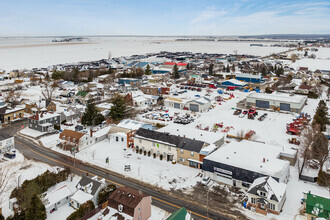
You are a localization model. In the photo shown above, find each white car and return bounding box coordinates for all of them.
[201,176,211,186]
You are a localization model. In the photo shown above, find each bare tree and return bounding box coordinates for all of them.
[41,81,55,101]
[0,163,17,211]
[4,90,22,108]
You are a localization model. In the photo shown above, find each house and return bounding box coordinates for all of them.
[59,129,90,151]
[140,86,170,96]
[118,78,140,89]
[70,176,105,209]
[202,140,295,189]
[0,106,25,124]
[108,119,152,148]
[42,185,72,213]
[60,110,78,122]
[246,176,287,215]
[166,207,191,220]
[25,100,56,114]
[28,112,60,132]
[246,92,307,113]
[164,96,211,112]
[72,91,92,104]
[0,133,14,154]
[108,187,152,220]
[303,191,329,220]
[59,81,75,89]
[134,128,208,168]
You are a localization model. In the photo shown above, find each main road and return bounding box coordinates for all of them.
[2,121,233,220]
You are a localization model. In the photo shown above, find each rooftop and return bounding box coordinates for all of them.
[204,140,291,178]
[247,92,307,104]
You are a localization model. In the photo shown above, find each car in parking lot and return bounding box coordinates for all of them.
[201,176,211,186]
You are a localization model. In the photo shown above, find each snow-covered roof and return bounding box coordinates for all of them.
[187,97,211,105]
[43,185,72,209]
[236,73,262,79]
[117,119,145,130]
[223,79,248,86]
[133,96,147,103]
[248,176,287,202]
[93,127,111,138]
[247,92,307,104]
[71,190,93,204]
[205,140,290,178]
[158,124,224,146]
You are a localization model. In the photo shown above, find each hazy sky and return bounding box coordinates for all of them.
[1,0,330,36]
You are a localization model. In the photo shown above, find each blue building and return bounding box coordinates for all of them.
[220,79,248,89]
[235,73,264,84]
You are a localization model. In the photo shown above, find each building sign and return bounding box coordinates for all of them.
[214,167,232,176]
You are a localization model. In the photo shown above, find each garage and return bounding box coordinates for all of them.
[174,103,180,109]
[189,104,199,112]
[256,100,270,108]
[280,103,291,111]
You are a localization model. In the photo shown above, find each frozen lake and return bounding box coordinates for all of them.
[0,36,289,71]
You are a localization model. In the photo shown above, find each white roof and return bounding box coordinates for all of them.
[205,140,291,178]
[43,185,72,209]
[71,190,93,204]
[133,96,147,103]
[93,127,111,138]
[158,124,223,145]
[37,112,60,120]
[247,92,307,104]
[249,176,287,202]
[236,73,262,79]
[187,97,211,105]
[224,79,248,86]
[117,119,144,130]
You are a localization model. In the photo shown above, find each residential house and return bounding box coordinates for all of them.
[72,91,92,104]
[246,176,287,215]
[70,176,105,209]
[303,191,329,220]
[59,129,91,151]
[164,96,211,112]
[25,100,56,114]
[28,112,60,132]
[0,133,14,154]
[60,110,78,122]
[0,106,25,124]
[42,185,72,213]
[166,207,191,220]
[108,187,152,220]
[134,128,208,168]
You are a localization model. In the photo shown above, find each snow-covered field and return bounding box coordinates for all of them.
[0,37,289,71]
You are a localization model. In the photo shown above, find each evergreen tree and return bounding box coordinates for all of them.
[208,63,214,75]
[144,64,152,75]
[109,95,132,122]
[173,64,180,79]
[231,64,235,72]
[26,194,46,220]
[261,66,267,76]
[81,101,105,126]
[226,64,230,73]
[312,100,329,131]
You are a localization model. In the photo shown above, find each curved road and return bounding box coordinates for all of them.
[2,121,232,220]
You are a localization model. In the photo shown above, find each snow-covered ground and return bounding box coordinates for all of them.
[0,37,289,71]
[0,150,53,218]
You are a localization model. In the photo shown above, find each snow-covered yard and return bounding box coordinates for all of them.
[0,150,53,218]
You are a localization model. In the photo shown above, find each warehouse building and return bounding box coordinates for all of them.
[220,79,248,89]
[164,96,211,112]
[246,92,307,112]
[202,140,295,189]
[235,73,264,83]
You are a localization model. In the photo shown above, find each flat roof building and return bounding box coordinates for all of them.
[246,92,307,112]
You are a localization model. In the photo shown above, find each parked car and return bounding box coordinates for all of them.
[201,176,211,186]
[4,152,16,159]
[233,109,242,115]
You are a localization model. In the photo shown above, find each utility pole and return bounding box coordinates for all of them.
[206,182,214,219]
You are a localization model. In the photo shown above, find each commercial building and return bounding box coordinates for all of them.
[164,96,211,112]
[246,92,307,112]
[202,140,295,189]
[235,73,264,83]
[303,191,329,220]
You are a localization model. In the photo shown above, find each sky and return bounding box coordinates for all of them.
[0,0,330,36]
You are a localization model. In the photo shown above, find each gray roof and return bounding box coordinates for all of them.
[76,176,102,196]
[247,177,279,202]
[0,132,12,141]
[135,128,205,153]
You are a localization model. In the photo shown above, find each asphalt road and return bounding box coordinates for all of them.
[1,122,232,220]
